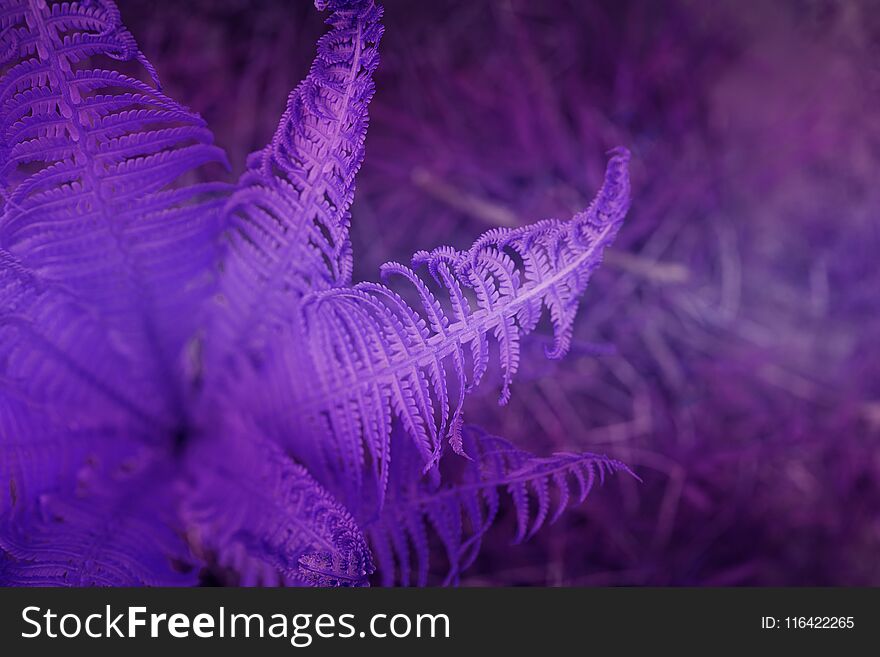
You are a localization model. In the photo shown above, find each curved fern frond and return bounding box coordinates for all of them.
[298,148,631,496]
[211,0,383,366]
[182,415,374,587]
[367,426,632,586]
[0,0,230,422]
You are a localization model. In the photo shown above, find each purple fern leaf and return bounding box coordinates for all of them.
[367,426,633,586]
[182,415,373,587]
[296,148,630,502]
[0,247,167,426]
[210,0,383,367]
[0,0,229,423]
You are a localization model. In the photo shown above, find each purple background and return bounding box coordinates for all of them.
[119,0,880,586]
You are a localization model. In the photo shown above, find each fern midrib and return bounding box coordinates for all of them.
[224,9,366,358]
[26,0,185,428]
[297,220,618,411]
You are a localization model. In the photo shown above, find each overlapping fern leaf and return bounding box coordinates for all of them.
[368,426,633,586]
[182,414,374,587]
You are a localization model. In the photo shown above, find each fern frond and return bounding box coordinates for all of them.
[367,426,632,586]
[1,247,170,428]
[0,0,230,423]
[210,0,383,367]
[297,148,631,497]
[1,246,166,543]
[182,415,374,587]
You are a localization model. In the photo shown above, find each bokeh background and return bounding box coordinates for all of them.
[119,0,880,585]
